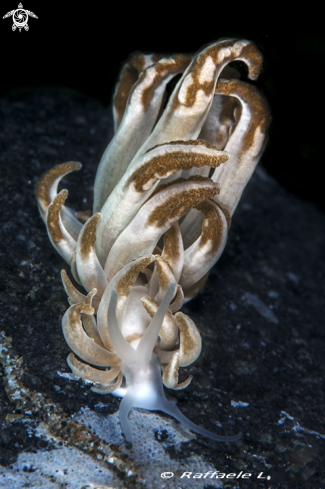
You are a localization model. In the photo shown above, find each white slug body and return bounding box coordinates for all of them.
[36,38,270,443]
[120,355,242,443]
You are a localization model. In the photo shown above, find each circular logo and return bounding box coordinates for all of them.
[13,9,28,28]
[161,472,174,479]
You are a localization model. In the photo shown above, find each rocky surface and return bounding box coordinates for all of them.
[0,89,324,488]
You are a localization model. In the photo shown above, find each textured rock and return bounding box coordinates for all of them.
[0,89,324,488]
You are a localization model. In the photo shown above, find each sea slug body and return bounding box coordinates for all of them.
[36,38,270,443]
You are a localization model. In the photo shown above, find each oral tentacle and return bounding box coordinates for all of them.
[119,390,137,443]
[159,397,242,443]
[140,296,178,350]
[136,283,176,365]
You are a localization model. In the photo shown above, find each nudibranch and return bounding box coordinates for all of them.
[36,38,270,443]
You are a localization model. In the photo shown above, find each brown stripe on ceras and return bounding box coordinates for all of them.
[114,52,167,122]
[130,146,228,192]
[216,78,271,155]
[46,190,68,243]
[148,177,220,227]
[175,312,201,366]
[237,42,264,80]
[36,162,82,209]
[155,255,174,291]
[141,296,157,315]
[152,174,215,194]
[113,52,146,123]
[116,256,155,296]
[173,39,263,109]
[216,204,231,228]
[125,332,143,344]
[79,213,101,259]
[195,201,226,254]
[175,313,194,347]
[144,138,221,154]
[61,269,87,304]
[163,225,181,264]
[140,54,192,109]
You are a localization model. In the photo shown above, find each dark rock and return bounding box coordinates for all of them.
[0,89,324,488]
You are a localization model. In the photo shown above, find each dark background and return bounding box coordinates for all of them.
[1,3,324,213]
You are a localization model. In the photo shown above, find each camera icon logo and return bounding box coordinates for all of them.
[161,472,174,479]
